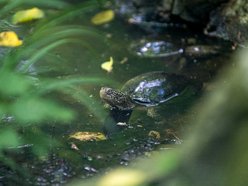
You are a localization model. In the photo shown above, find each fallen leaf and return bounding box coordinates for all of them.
[12,7,44,24]
[101,57,113,72]
[69,132,107,141]
[148,130,161,139]
[91,10,114,25]
[0,31,23,47]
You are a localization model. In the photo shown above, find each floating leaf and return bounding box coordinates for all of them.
[0,31,22,47]
[91,10,114,25]
[12,7,44,24]
[69,132,107,141]
[101,57,113,72]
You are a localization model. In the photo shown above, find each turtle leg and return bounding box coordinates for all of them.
[102,108,132,138]
[110,108,132,123]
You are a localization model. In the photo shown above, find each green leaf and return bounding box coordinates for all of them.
[0,105,6,116]
[29,26,103,47]
[0,0,68,17]
[0,70,31,95]
[5,26,103,67]
[12,97,75,123]
[38,76,118,94]
[63,87,107,121]
[23,127,59,157]
[35,1,97,29]
[19,38,96,73]
[0,129,20,148]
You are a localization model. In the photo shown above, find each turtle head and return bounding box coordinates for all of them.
[100,87,135,110]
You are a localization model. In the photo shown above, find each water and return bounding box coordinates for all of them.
[0,6,232,185]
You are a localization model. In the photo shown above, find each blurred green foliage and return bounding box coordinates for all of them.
[0,0,110,170]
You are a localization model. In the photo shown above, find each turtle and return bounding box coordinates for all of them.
[100,71,200,136]
[100,71,192,110]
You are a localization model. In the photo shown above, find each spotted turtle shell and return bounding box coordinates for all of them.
[121,71,190,107]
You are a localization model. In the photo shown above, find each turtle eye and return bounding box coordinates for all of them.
[105,88,115,96]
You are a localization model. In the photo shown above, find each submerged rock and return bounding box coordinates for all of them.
[114,0,226,27]
[114,0,248,45]
[129,39,227,59]
[129,40,183,58]
[205,0,248,46]
[114,0,186,32]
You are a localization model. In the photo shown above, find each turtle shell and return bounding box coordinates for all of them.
[121,71,190,106]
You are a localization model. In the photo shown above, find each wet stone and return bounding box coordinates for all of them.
[162,138,183,144]
[82,155,94,162]
[26,155,75,185]
[83,165,98,173]
[184,45,224,58]
[96,155,104,160]
[121,153,131,162]
[119,138,161,165]
[120,161,129,166]
[36,177,48,185]
[129,40,183,58]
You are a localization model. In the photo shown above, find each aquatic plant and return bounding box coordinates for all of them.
[0,0,112,172]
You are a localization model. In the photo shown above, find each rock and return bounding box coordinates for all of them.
[205,0,248,46]
[115,0,248,45]
[172,0,227,22]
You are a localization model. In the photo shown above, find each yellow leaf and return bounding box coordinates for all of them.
[91,10,114,25]
[69,132,107,141]
[101,57,113,72]
[148,130,161,139]
[0,31,23,47]
[12,7,44,24]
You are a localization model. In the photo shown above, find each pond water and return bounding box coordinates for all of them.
[0,4,233,185]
